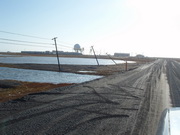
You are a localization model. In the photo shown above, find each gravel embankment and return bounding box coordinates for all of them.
[0,59,176,135]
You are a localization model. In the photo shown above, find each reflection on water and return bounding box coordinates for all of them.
[0,54,16,57]
[0,56,132,65]
[0,67,102,84]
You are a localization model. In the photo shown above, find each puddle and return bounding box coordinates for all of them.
[0,67,102,84]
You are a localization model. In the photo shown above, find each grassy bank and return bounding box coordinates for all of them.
[0,80,74,102]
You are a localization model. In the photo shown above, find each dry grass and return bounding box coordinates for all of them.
[0,80,73,102]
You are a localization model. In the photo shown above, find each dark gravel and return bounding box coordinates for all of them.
[0,59,178,135]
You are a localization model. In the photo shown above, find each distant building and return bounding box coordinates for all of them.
[63,52,82,55]
[21,51,82,55]
[74,44,81,53]
[52,50,82,55]
[21,51,46,54]
[136,54,144,58]
[45,51,51,54]
[114,53,130,57]
[52,51,63,55]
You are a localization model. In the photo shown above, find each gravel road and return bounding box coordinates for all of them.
[0,59,179,135]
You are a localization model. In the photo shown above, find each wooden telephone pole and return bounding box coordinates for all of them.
[52,37,61,72]
[106,53,117,65]
[91,46,99,66]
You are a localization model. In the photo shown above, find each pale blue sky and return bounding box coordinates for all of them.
[1,0,180,58]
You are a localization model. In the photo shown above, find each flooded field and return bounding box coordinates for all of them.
[0,56,133,65]
[0,54,138,84]
[0,67,102,84]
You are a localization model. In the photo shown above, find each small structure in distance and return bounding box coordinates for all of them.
[114,53,130,57]
[74,44,84,53]
[136,54,144,58]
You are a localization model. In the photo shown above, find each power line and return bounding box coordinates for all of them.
[0,30,75,50]
[0,30,51,40]
[0,30,75,46]
[56,40,74,48]
[0,38,53,45]
[0,37,73,48]
[0,41,72,50]
[0,41,54,48]
[56,40,74,46]
[57,44,73,49]
[0,38,72,49]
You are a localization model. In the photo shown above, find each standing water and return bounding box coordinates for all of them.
[0,67,102,84]
[0,56,133,65]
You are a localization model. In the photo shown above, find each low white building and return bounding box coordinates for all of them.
[114,53,130,57]
[136,54,144,58]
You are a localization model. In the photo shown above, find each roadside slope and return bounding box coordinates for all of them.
[0,59,170,135]
[166,59,180,106]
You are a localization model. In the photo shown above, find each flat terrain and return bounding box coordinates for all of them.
[0,63,138,76]
[0,61,140,102]
[0,59,180,135]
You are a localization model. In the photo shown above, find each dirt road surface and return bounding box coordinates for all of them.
[0,59,179,135]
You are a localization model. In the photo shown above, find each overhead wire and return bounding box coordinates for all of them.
[0,30,74,50]
[0,38,53,45]
[0,30,51,40]
[56,39,74,46]
[0,30,75,45]
[0,42,54,48]
[57,44,73,49]
[0,37,73,49]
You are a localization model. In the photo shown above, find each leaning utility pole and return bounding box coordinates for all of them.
[125,60,128,71]
[106,53,117,65]
[91,46,99,66]
[52,37,61,72]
